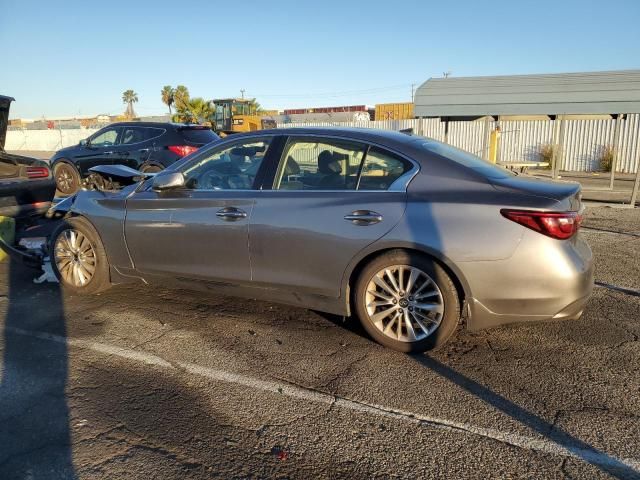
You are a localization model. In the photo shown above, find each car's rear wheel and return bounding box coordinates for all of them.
[54,162,81,195]
[51,217,111,294]
[354,250,460,352]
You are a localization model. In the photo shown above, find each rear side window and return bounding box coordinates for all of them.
[275,139,366,191]
[179,127,219,145]
[359,147,412,190]
[421,140,513,179]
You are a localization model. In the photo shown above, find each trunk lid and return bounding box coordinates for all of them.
[490,175,582,211]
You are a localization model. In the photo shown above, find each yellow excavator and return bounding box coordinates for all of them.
[212,98,276,136]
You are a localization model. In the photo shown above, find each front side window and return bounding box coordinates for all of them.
[89,127,119,147]
[274,138,366,190]
[181,138,271,190]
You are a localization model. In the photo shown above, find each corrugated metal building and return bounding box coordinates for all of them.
[414,70,640,117]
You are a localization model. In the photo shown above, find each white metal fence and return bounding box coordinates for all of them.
[277,115,640,173]
[6,116,640,173]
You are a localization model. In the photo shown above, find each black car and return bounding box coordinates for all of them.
[50,122,219,195]
[0,95,56,218]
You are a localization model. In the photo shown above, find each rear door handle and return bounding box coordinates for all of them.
[344,210,383,225]
[216,207,247,220]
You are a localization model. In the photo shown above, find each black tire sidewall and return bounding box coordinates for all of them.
[54,162,81,195]
[354,250,460,353]
[50,217,110,294]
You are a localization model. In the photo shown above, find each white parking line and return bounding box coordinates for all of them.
[6,326,640,474]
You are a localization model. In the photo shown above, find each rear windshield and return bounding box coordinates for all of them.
[420,140,514,179]
[179,127,219,145]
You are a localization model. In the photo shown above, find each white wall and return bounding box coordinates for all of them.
[5,128,99,152]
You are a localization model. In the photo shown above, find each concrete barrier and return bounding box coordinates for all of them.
[5,129,99,152]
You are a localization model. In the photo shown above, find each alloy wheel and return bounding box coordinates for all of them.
[54,229,97,287]
[365,265,444,342]
[56,166,75,194]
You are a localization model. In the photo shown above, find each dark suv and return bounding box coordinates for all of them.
[50,122,219,194]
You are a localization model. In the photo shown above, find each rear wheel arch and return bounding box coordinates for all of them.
[345,246,470,320]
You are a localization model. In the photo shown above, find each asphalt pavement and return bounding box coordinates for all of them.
[0,207,639,479]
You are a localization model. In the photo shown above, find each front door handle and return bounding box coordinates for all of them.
[344,210,383,225]
[216,207,247,220]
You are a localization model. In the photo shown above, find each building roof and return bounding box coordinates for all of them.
[414,70,640,117]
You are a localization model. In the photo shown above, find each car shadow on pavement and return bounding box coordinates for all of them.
[0,260,77,479]
[412,354,638,480]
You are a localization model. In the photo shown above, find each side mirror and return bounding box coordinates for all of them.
[79,139,88,146]
[152,171,185,191]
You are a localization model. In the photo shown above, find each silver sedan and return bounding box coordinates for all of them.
[49,127,594,352]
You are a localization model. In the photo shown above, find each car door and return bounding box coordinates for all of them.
[116,126,164,169]
[75,126,122,175]
[123,135,281,284]
[249,135,415,298]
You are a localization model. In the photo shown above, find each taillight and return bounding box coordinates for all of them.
[26,166,50,179]
[500,209,582,240]
[168,145,199,157]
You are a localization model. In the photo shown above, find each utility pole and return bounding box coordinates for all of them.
[240,89,245,99]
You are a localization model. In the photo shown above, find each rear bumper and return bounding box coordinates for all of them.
[462,231,595,331]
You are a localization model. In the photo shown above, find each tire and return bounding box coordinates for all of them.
[54,162,81,195]
[140,164,163,173]
[354,250,460,353]
[50,216,111,295]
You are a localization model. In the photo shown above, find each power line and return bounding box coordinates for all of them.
[246,83,418,99]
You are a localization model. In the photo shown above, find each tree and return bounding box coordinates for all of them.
[122,89,138,119]
[172,97,214,125]
[173,85,190,112]
[161,86,175,115]
[248,98,264,114]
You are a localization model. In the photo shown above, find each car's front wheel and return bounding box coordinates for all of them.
[50,217,111,294]
[354,250,460,353]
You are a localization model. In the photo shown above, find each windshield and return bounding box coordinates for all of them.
[420,140,514,179]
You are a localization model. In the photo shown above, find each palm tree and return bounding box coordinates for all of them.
[122,89,138,119]
[172,97,214,125]
[173,85,190,112]
[161,86,175,115]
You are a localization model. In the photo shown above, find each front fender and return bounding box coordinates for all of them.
[61,189,133,269]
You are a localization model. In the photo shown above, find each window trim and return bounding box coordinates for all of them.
[268,133,419,193]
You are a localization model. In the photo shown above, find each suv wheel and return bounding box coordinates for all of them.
[54,162,81,195]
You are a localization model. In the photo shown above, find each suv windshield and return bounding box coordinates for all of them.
[420,140,514,179]
[180,127,219,145]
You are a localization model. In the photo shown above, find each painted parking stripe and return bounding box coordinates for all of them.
[5,326,640,474]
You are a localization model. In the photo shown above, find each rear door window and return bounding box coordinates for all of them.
[274,138,366,190]
[359,147,412,190]
[120,127,147,145]
[179,127,219,145]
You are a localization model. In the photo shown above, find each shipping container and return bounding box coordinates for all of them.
[375,102,414,121]
[283,105,367,115]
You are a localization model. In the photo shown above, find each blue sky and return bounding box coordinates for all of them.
[2,0,639,118]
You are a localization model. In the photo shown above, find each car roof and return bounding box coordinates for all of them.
[107,121,208,129]
[253,126,421,150]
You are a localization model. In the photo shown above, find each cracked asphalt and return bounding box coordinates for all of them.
[0,206,639,479]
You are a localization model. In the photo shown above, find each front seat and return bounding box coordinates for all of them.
[317,151,343,189]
